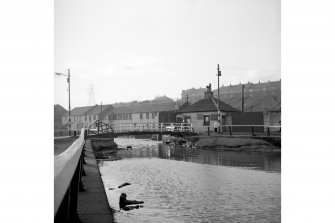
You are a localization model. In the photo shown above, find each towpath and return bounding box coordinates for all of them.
[77,139,115,223]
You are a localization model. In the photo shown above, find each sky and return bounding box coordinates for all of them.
[55,0,280,109]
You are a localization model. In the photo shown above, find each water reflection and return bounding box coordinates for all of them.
[116,143,280,173]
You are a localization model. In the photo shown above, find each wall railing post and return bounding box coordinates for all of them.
[267,126,270,136]
[229,125,232,136]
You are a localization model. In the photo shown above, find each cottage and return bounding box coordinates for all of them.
[176,84,240,133]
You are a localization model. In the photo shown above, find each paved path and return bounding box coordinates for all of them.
[77,140,115,223]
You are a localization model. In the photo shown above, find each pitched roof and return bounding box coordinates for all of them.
[84,104,113,115]
[69,106,94,116]
[177,97,240,113]
[178,101,192,112]
[110,102,176,115]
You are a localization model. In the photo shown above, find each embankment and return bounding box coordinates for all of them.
[90,138,119,160]
[190,135,281,152]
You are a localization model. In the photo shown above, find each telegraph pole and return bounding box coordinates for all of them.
[242,84,245,112]
[68,69,71,136]
[100,102,102,121]
[217,64,222,133]
[55,69,71,136]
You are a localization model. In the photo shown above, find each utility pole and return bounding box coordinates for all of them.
[242,84,245,112]
[100,102,102,121]
[68,69,71,136]
[55,69,71,136]
[217,64,222,133]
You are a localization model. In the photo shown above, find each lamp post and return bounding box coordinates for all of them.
[55,69,71,136]
[242,84,245,112]
[217,64,222,133]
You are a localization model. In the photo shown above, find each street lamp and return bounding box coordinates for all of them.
[55,69,71,136]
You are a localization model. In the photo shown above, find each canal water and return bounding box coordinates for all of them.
[100,138,281,223]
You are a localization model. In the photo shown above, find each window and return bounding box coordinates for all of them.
[210,114,218,120]
[183,116,191,123]
[203,115,210,126]
[197,114,204,120]
[140,113,143,119]
[146,113,150,119]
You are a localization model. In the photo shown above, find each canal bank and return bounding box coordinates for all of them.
[77,139,116,223]
[189,135,281,151]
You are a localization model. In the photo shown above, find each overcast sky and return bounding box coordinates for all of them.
[54,0,280,109]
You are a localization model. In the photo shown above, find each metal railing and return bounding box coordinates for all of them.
[54,128,86,222]
[109,122,193,133]
[199,124,281,136]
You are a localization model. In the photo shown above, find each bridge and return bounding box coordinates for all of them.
[85,121,198,138]
[84,120,280,138]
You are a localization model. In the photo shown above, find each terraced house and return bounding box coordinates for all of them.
[105,102,177,131]
[61,106,94,131]
[62,102,177,132]
[61,104,114,132]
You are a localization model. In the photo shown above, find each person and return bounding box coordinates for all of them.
[119,193,144,211]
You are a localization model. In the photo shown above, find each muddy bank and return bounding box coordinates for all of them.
[90,138,119,160]
[190,136,281,152]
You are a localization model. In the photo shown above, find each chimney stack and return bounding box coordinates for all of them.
[204,83,213,99]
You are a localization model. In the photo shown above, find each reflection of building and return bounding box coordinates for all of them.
[176,84,240,133]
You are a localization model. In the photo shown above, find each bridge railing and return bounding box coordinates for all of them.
[54,128,86,222]
[109,122,193,133]
[198,124,281,136]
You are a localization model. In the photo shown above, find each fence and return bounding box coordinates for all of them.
[107,122,193,133]
[54,128,86,222]
[200,124,281,136]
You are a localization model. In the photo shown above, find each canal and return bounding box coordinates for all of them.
[100,138,281,223]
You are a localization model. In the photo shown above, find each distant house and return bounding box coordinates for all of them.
[62,106,95,131]
[104,102,177,131]
[176,84,240,133]
[82,104,114,129]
